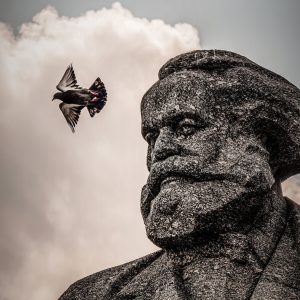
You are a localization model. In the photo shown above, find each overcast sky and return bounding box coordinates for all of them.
[0,1,300,299]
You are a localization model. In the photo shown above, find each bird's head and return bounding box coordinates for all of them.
[52,92,63,101]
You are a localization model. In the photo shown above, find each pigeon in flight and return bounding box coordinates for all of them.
[52,64,107,132]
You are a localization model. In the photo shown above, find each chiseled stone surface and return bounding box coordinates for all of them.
[59,50,300,299]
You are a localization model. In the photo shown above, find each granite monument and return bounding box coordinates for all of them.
[60,50,300,299]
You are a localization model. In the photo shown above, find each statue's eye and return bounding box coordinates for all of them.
[176,118,198,137]
[145,131,158,145]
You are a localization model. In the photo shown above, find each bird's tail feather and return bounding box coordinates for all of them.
[89,77,107,96]
[87,101,105,118]
[87,106,97,117]
[88,77,107,117]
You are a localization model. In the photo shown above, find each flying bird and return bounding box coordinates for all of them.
[52,64,107,132]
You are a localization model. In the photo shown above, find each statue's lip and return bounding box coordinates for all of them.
[160,176,182,187]
[159,176,197,190]
[148,172,226,200]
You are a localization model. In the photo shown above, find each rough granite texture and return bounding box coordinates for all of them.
[59,50,300,299]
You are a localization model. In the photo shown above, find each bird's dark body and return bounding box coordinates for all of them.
[59,89,91,105]
[52,64,107,132]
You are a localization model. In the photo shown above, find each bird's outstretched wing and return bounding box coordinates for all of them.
[56,64,82,92]
[59,103,84,132]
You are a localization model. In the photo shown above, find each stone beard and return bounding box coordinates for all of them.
[140,71,275,249]
[59,50,300,300]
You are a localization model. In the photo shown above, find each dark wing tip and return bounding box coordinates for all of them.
[56,64,81,92]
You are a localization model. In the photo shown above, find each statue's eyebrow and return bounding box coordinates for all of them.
[142,110,208,137]
[162,110,208,126]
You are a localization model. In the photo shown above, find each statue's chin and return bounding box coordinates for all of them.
[146,215,200,249]
[144,180,263,249]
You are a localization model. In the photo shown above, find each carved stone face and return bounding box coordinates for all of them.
[141,71,275,249]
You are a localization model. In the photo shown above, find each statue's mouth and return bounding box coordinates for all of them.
[147,165,226,201]
[160,176,181,187]
[159,176,197,189]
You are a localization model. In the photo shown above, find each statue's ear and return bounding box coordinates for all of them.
[252,117,300,181]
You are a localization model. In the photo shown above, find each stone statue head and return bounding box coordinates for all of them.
[140,50,300,249]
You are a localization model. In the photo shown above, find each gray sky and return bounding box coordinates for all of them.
[2,0,300,86]
[0,1,299,299]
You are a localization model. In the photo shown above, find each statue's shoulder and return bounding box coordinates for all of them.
[58,250,163,300]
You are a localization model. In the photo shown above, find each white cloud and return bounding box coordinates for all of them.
[0,3,200,299]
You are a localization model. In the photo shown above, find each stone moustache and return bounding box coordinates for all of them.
[59,50,300,300]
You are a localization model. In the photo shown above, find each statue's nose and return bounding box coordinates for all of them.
[151,127,180,164]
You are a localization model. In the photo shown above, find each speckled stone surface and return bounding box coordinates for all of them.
[59,50,300,299]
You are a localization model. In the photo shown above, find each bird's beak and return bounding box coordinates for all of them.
[52,97,55,101]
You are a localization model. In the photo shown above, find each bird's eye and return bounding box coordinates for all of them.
[145,131,159,145]
[176,118,198,137]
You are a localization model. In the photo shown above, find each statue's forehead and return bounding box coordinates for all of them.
[141,67,269,116]
[142,72,211,114]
